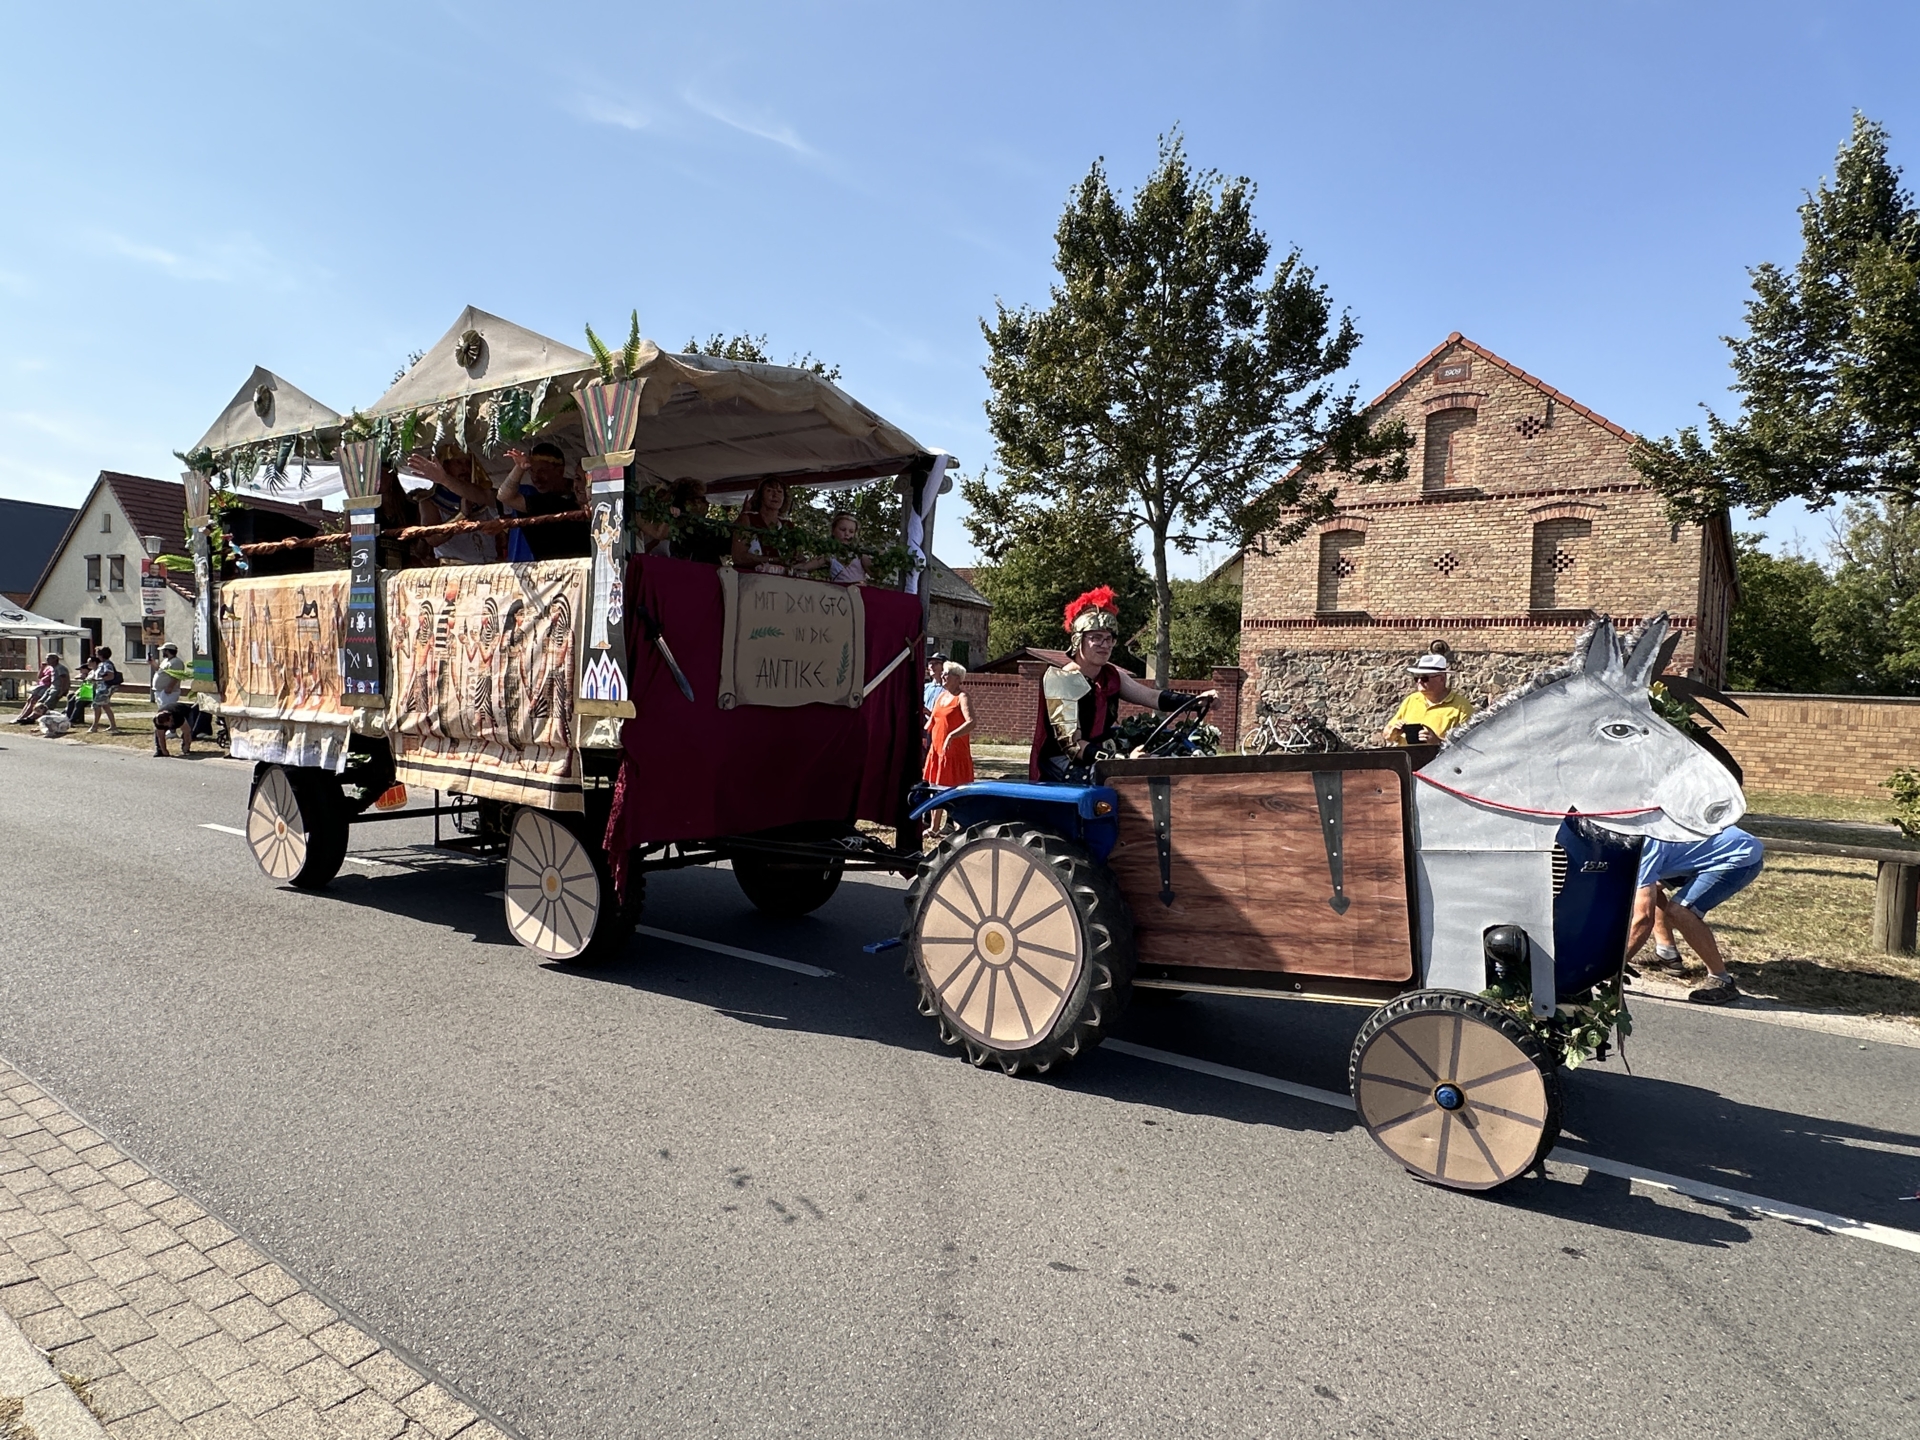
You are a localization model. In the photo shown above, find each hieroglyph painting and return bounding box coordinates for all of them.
[217,574,356,771]
[385,560,589,809]
[717,570,866,709]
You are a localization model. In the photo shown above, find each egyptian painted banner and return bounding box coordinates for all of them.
[217,574,356,772]
[385,560,589,809]
[717,569,866,709]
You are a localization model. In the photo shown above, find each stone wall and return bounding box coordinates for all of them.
[1248,645,1565,745]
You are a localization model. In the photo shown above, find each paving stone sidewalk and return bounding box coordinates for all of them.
[0,1059,514,1440]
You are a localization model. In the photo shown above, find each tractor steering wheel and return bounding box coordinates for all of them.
[1134,692,1213,757]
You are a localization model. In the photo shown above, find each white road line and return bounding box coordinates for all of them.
[632,925,835,978]
[1103,1038,1920,1255]
[1104,1040,1355,1110]
[200,823,246,837]
[204,824,394,870]
[1554,1150,1920,1255]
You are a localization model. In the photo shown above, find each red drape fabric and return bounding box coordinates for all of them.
[605,556,922,851]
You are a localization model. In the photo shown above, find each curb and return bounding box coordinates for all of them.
[0,1307,107,1439]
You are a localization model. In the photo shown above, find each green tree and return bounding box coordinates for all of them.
[1724,532,1837,690]
[975,131,1409,685]
[1636,114,1920,520]
[967,482,1152,665]
[1812,498,1920,693]
[1136,576,1243,679]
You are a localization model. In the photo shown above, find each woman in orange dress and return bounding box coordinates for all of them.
[922,661,975,836]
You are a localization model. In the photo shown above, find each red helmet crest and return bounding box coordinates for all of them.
[1063,586,1120,637]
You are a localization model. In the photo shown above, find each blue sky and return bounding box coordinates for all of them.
[3,1,1915,572]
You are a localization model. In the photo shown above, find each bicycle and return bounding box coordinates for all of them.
[1238,703,1344,756]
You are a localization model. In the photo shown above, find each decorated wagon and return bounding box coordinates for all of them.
[900,614,1747,1190]
[183,308,948,958]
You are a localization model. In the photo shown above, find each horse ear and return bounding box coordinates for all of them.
[1623,613,1670,689]
[1581,618,1622,679]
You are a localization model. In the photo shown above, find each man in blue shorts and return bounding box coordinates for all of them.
[1625,825,1764,1005]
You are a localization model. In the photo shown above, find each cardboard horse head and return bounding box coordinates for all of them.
[1428,614,1745,843]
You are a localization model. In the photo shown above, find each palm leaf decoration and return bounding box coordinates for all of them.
[584,322,616,382]
[585,311,645,381]
[621,310,643,378]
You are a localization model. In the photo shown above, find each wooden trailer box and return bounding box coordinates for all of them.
[1095,753,1419,995]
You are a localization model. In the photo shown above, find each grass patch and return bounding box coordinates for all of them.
[1746,789,1899,824]
[1677,854,1920,1019]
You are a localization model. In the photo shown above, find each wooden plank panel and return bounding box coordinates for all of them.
[1104,765,1414,981]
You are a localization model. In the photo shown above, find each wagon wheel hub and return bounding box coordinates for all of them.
[976,921,1014,962]
[1433,1083,1465,1111]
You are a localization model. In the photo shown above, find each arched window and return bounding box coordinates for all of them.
[1423,409,1478,491]
[1317,529,1365,612]
[1530,517,1592,610]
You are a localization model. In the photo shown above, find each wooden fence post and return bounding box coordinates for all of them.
[1872,861,1919,955]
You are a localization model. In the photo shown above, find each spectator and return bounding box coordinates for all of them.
[1381,652,1474,745]
[149,642,196,757]
[14,654,67,725]
[922,661,976,837]
[1626,825,1765,1005]
[85,647,122,735]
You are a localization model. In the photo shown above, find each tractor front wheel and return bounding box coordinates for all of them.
[904,821,1134,1075]
[1349,990,1560,1191]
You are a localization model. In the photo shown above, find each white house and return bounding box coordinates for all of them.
[30,472,319,681]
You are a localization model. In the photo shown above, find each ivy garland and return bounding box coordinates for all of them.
[632,488,922,586]
[1480,974,1632,1070]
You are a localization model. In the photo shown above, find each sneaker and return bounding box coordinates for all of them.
[1688,974,1739,1005]
[1643,953,1688,976]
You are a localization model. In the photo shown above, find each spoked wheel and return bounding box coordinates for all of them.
[246,764,348,890]
[1349,990,1560,1191]
[504,808,640,963]
[905,821,1134,1075]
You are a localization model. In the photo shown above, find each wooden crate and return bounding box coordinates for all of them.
[1096,753,1417,984]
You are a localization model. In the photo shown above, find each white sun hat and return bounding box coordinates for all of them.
[1407,653,1451,675]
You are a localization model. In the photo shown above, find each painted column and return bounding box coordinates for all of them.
[182,469,219,696]
[337,439,386,707]
[574,377,644,724]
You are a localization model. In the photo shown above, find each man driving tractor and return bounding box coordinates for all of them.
[1030,586,1214,781]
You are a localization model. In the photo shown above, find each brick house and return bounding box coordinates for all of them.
[1240,333,1737,741]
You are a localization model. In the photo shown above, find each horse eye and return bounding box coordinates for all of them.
[1601,722,1640,740]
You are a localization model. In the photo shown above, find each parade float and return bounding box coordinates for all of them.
[185,308,1745,1192]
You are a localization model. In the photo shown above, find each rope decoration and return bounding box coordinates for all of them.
[234,509,591,556]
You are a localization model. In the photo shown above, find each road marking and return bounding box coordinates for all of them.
[205,824,396,871]
[1105,1040,1355,1110]
[1103,1038,1920,1254]
[632,926,835,978]
[200,823,246,837]
[1554,1150,1920,1254]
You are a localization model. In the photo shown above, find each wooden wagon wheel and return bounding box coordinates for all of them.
[504,808,605,961]
[1349,990,1560,1191]
[246,764,347,890]
[905,822,1134,1074]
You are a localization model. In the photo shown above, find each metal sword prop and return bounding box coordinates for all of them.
[637,606,694,703]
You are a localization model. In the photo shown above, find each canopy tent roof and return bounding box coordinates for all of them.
[367,305,595,417]
[186,307,941,496]
[193,367,343,454]
[0,602,83,638]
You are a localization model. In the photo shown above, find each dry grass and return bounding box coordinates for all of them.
[1746,788,1900,824]
[1672,854,1920,1019]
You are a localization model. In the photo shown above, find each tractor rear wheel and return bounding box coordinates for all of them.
[905,821,1134,1075]
[1349,990,1560,1191]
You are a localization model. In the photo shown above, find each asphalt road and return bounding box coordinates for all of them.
[3,736,1917,1439]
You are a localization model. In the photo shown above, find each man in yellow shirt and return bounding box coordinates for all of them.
[1381,652,1474,744]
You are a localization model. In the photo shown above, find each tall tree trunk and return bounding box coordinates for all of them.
[1151,526,1173,687]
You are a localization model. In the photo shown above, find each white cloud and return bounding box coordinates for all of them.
[568,93,648,131]
[681,86,815,157]
[82,230,293,287]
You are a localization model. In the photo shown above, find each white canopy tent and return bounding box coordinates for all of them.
[0,603,84,640]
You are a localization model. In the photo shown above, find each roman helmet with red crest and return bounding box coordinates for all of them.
[1062,586,1120,655]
